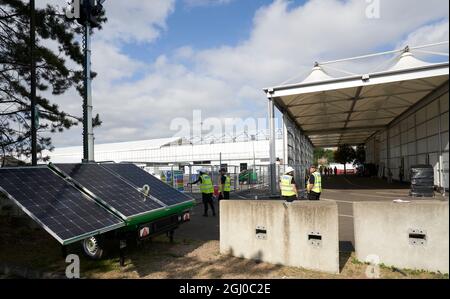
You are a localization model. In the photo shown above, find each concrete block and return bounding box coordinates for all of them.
[354,201,449,274]
[220,200,339,274]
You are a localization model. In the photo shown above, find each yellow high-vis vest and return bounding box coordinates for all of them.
[311,172,322,193]
[200,174,214,194]
[280,175,296,197]
[220,175,231,192]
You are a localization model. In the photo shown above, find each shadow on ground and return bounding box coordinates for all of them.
[125,240,282,279]
[322,175,411,190]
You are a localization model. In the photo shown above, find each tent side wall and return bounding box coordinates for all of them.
[283,114,314,187]
[365,82,449,188]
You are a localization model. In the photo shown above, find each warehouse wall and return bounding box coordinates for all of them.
[366,82,449,188]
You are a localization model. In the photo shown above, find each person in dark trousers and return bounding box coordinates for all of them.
[399,165,404,183]
[307,165,322,200]
[189,168,216,217]
[280,166,298,203]
[334,166,338,176]
[218,168,231,200]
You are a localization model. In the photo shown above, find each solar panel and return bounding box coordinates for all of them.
[0,167,124,245]
[101,163,194,206]
[53,164,164,220]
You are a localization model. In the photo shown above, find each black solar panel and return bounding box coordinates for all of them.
[101,163,194,206]
[0,167,124,245]
[53,164,164,219]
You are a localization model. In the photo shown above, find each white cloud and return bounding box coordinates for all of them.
[397,19,449,49]
[100,0,175,44]
[195,0,449,87]
[38,0,175,44]
[46,0,449,149]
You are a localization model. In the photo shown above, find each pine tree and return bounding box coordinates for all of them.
[0,0,104,165]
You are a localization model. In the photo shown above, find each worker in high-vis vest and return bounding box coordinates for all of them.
[219,168,231,200]
[189,168,216,217]
[307,165,322,200]
[280,166,298,202]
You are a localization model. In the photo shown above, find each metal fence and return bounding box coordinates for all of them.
[140,163,310,194]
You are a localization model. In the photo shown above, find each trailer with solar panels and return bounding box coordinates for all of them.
[0,163,195,265]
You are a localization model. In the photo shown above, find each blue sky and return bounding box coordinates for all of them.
[140,1,276,58]
[41,0,449,148]
[121,0,280,74]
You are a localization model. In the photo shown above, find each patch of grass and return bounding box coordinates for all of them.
[351,257,363,265]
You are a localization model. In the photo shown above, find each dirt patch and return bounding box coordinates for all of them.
[0,217,447,279]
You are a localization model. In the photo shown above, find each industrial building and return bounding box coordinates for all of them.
[45,130,297,169]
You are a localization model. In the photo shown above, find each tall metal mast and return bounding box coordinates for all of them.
[82,20,94,162]
[30,0,37,165]
[79,0,105,162]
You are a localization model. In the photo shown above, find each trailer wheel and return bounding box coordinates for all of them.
[82,236,104,260]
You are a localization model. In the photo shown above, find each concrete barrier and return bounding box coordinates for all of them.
[354,200,449,274]
[220,200,339,274]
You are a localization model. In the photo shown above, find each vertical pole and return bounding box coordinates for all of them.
[438,99,443,193]
[61,245,67,258]
[190,165,193,193]
[30,0,37,166]
[234,166,237,191]
[83,22,94,162]
[386,126,390,181]
[282,115,288,165]
[119,239,127,267]
[171,165,174,189]
[414,114,418,165]
[252,135,256,187]
[268,97,277,196]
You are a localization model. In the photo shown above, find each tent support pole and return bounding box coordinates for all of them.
[268,97,277,196]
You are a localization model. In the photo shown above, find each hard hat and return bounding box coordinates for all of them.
[285,166,295,174]
[198,168,207,174]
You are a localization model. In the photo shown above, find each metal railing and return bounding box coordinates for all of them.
[140,163,310,195]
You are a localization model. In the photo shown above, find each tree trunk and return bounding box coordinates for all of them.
[1,145,5,168]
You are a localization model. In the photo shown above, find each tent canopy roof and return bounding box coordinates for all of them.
[264,49,449,148]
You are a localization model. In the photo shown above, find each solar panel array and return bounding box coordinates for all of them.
[0,167,124,244]
[54,163,164,219]
[101,163,194,206]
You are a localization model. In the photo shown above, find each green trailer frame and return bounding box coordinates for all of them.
[37,163,196,263]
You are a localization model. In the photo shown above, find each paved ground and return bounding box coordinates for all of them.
[177,203,220,241]
[322,176,411,246]
[179,175,447,249]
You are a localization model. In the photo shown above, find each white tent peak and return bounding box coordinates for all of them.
[301,62,334,83]
[389,46,430,71]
